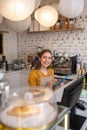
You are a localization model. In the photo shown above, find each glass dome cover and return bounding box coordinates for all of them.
[0,87,58,130]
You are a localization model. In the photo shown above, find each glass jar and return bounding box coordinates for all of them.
[0,87,58,130]
[54,22,60,30]
[68,20,74,29]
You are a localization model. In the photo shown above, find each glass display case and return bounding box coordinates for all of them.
[0,87,70,130]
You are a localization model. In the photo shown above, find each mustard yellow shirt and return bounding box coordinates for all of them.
[28,68,54,87]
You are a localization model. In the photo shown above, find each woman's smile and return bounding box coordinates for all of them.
[40,52,52,68]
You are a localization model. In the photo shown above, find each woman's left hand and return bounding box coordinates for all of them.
[47,78,58,89]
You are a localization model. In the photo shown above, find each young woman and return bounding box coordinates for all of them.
[28,49,57,89]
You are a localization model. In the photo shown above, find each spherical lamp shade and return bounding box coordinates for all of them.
[35,0,41,9]
[4,16,31,32]
[34,8,40,21]
[0,0,35,21]
[0,15,3,24]
[58,0,84,18]
[37,5,58,27]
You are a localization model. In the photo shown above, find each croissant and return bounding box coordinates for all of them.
[7,105,41,117]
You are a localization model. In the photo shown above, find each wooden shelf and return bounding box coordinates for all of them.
[28,27,84,33]
[0,30,9,33]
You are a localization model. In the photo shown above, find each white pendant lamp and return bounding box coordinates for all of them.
[4,16,31,32]
[58,0,84,18]
[0,15,3,24]
[34,8,40,21]
[35,0,41,9]
[0,0,35,21]
[37,5,58,27]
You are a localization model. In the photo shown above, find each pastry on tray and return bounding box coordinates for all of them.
[7,105,41,117]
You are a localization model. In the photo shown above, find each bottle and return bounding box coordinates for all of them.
[77,55,81,76]
[3,61,6,71]
[2,56,8,71]
[83,76,86,89]
[3,60,8,71]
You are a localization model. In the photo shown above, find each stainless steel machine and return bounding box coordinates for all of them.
[53,55,77,75]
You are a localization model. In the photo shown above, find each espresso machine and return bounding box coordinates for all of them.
[53,55,77,75]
